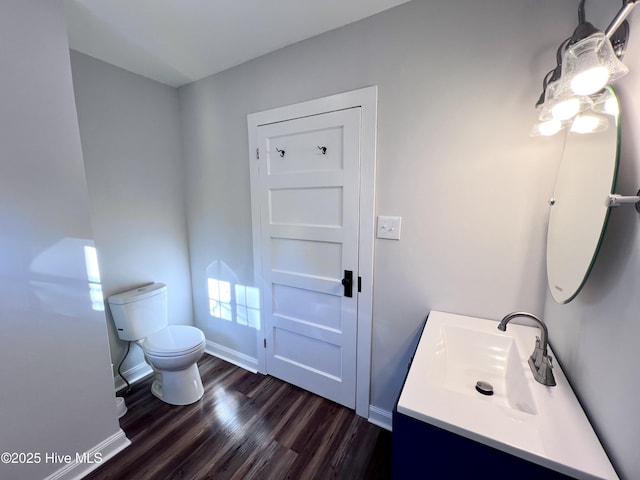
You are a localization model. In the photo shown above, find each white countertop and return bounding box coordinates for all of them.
[397,311,618,480]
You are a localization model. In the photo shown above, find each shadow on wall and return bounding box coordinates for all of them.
[206,260,260,330]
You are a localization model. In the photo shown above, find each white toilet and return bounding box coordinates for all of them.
[108,282,206,406]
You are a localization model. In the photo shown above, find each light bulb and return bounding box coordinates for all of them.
[570,66,609,95]
[571,114,600,133]
[551,98,580,120]
[605,96,619,116]
[537,119,563,136]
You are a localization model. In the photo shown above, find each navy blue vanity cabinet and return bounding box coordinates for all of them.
[391,319,572,480]
[392,408,572,479]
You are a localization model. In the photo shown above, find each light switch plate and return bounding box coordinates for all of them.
[377,215,402,240]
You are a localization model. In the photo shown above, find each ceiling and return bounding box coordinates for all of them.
[64,0,412,87]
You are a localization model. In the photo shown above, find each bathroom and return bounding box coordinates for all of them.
[2,0,640,478]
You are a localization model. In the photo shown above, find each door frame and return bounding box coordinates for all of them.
[247,86,377,418]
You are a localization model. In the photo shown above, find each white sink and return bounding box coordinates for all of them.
[397,311,618,479]
[426,324,537,415]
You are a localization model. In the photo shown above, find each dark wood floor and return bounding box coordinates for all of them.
[85,354,392,480]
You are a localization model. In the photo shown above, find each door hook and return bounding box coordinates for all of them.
[317,146,327,155]
[276,147,285,157]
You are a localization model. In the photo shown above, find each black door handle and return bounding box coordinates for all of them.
[342,270,353,297]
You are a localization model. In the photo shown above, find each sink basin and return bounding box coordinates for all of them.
[426,324,537,415]
[397,311,618,479]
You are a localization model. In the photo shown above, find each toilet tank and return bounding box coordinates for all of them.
[108,283,168,341]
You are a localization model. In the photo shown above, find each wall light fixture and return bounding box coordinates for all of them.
[532,0,638,136]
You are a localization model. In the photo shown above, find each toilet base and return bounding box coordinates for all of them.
[150,363,204,405]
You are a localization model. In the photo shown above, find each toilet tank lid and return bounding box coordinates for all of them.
[108,282,166,305]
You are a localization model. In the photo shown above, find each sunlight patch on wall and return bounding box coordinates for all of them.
[84,245,104,311]
[208,278,232,320]
[206,260,260,329]
[207,277,260,329]
[234,283,260,328]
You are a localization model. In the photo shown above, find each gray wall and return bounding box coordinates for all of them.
[60,0,640,477]
[178,0,573,419]
[543,3,640,479]
[70,51,193,380]
[0,1,127,479]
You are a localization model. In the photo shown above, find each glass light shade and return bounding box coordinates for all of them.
[570,113,609,134]
[552,97,581,120]
[531,119,563,137]
[538,79,591,122]
[563,32,629,96]
[605,96,619,116]
[571,65,609,95]
[591,89,619,116]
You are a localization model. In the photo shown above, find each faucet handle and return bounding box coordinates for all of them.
[534,335,542,349]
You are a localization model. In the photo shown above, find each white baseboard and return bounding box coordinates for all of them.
[114,343,259,391]
[368,405,392,431]
[205,340,259,373]
[115,362,153,392]
[43,429,130,480]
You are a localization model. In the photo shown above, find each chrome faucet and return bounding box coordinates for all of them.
[498,312,556,387]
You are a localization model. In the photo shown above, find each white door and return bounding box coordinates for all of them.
[255,108,361,408]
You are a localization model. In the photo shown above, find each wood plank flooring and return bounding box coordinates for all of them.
[85,354,392,480]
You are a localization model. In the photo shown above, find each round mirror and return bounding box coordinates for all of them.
[546,86,620,304]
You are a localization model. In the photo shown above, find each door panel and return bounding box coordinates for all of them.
[265,127,344,175]
[269,187,343,226]
[271,238,342,278]
[256,107,361,408]
[272,284,343,331]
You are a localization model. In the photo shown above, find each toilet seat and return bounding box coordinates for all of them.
[143,325,205,357]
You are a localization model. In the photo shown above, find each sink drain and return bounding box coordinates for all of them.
[475,381,494,396]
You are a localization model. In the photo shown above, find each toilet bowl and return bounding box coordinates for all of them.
[108,283,206,406]
[141,325,206,405]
